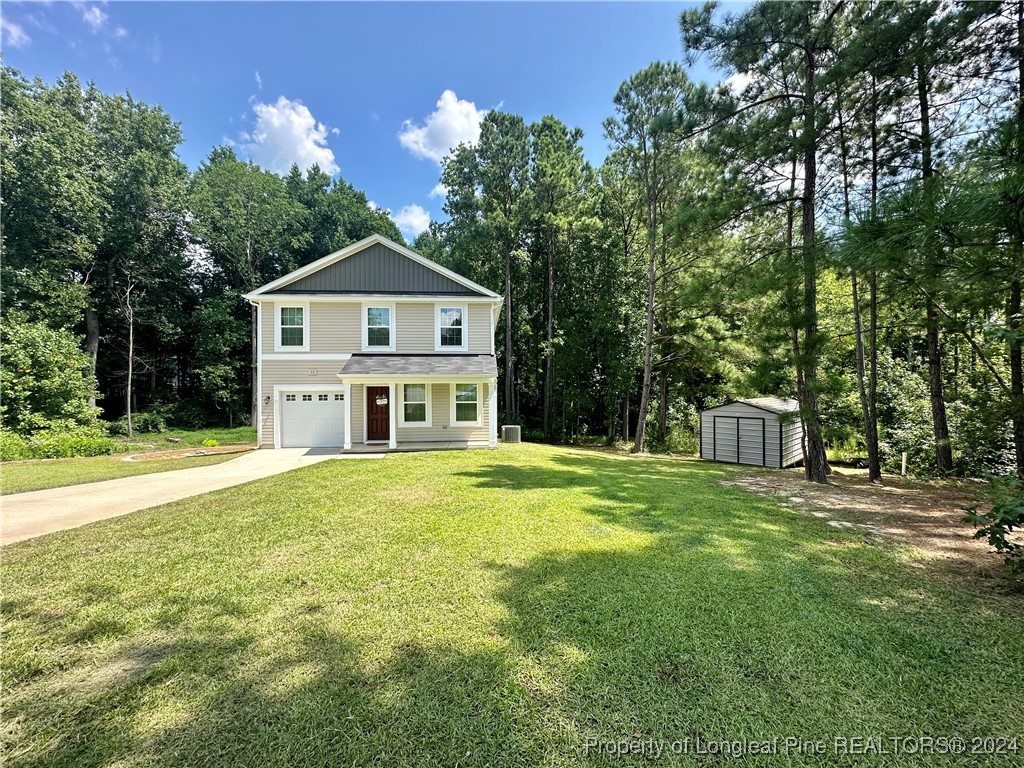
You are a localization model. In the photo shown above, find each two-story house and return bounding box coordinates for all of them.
[244,234,502,451]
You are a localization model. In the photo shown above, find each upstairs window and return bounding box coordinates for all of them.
[363,304,395,351]
[275,304,309,352]
[436,305,467,351]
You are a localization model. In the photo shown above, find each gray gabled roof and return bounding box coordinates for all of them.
[339,354,498,377]
[244,234,501,299]
[738,397,800,414]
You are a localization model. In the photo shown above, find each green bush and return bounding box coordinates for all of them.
[963,477,1024,585]
[108,411,168,436]
[0,425,123,461]
[201,439,219,448]
[0,432,31,461]
[0,317,101,435]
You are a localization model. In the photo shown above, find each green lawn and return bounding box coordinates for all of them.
[121,426,257,450]
[0,452,244,495]
[1,427,257,494]
[2,444,1021,766]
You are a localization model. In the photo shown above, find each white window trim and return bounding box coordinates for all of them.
[398,383,432,427]
[435,303,469,352]
[274,302,310,353]
[361,302,396,352]
[451,381,482,426]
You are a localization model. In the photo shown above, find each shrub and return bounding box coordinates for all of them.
[0,317,101,435]
[0,432,31,461]
[108,411,168,436]
[963,477,1024,585]
[0,425,123,461]
[202,439,219,448]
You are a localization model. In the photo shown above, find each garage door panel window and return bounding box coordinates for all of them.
[401,383,430,426]
[453,383,480,425]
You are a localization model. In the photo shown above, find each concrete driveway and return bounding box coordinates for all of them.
[1,448,359,545]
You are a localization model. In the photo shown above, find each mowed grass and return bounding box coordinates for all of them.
[1,452,245,495]
[129,426,256,449]
[1,427,257,494]
[2,444,1022,767]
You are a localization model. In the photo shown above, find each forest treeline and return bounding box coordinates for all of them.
[1,0,1022,484]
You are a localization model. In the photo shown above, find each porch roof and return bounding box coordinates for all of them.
[338,353,498,378]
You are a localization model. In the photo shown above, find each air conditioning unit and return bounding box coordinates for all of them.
[501,425,522,443]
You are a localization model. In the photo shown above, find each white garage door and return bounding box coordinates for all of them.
[281,391,344,448]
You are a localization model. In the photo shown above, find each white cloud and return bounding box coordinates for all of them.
[429,183,448,198]
[1,18,30,48]
[399,90,487,163]
[255,70,263,90]
[241,96,339,175]
[367,200,380,211]
[724,71,753,95]
[114,26,127,39]
[79,4,107,32]
[392,204,431,238]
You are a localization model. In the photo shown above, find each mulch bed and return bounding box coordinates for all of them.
[124,445,255,462]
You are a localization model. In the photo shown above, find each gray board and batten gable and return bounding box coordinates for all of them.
[267,242,485,296]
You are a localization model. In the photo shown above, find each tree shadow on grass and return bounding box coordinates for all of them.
[4,447,1022,767]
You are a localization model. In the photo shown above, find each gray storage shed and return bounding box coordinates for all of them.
[700,397,803,468]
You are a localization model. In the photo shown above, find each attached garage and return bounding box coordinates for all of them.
[700,397,803,468]
[279,389,345,448]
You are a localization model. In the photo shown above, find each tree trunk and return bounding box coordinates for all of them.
[1009,278,1024,480]
[126,300,134,439]
[504,248,514,424]
[622,396,629,442]
[926,299,954,473]
[543,229,555,440]
[852,274,882,482]
[799,47,829,484]
[84,305,100,407]
[633,207,657,454]
[1010,0,1024,479]
[867,270,881,479]
[917,61,953,474]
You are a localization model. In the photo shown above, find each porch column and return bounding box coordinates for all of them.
[343,382,352,450]
[488,378,498,448]
[388,382,397,450]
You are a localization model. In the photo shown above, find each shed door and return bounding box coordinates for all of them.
[281,392,344,448]
[713,416,766,466]
[737,417,765,466]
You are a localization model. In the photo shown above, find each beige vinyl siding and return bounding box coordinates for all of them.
[395,303,434,353]
[262,301,361,355]
[394,382,491,444]
[468,304,492,353]
[262,300,494,356]
[259,360,347,448]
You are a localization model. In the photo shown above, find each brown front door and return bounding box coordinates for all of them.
[366,386,390,442]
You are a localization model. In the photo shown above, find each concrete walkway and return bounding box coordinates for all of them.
[1,448,359,545]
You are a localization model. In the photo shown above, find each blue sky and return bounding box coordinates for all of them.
[2,1,729,238]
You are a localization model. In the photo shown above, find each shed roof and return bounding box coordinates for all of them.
[339,354,498,378]
[702,397,800,414]
[737,397,800,414]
